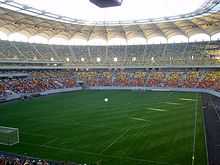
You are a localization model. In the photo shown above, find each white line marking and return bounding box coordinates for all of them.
[164,102,181,105]
[40,138,58,146]
[148,108,167,112]
[22,132,51,138]
[130,117,151,122]
[192,95,198,165]
[100,129,129,154]
[22,142,171,165]
[180,98,196,101]
[201,98,209,165]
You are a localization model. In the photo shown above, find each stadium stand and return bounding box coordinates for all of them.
[0,70,76,96]
[0,69,220,100]
[0,40,220,67]
[0,0,220,164]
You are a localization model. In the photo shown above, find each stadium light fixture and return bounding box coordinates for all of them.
[191,56,194,60]
[151,57,154,62]
[132,57,136,62]
[66,57,70,62]
[50,57,54,61]
[97,57,101,62]
[81,57,85,62]
[215,56,220,60]
[113,57,118,62]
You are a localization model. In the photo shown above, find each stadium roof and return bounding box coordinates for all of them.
[0,0,220,45]
[4,0,207,22]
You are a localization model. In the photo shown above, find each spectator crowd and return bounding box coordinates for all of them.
[0,153,79,165]
[0,154,52,165]
[0,70,76,98]
[0,69,220,98]
[76,69,220,91]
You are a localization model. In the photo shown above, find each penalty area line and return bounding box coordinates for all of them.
[130,117,151,122]
[22,142,171,165]
[40,138,59,147]
[164,102,181,105]
[100,129,129,154]
[147,108,167,112]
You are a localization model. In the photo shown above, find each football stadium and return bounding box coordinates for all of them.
[0,0,220,165]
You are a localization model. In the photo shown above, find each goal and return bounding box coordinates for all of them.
[0,126,19,146]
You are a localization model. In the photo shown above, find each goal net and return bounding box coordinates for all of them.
[0,126,19,146]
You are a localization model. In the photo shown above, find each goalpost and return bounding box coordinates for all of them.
[0,126,19,146]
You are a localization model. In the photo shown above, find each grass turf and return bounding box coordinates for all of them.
[0,90,207,165]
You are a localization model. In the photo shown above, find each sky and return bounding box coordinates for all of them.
[14,0,206,22]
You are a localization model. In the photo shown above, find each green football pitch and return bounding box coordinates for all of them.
[0,90,207,165]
